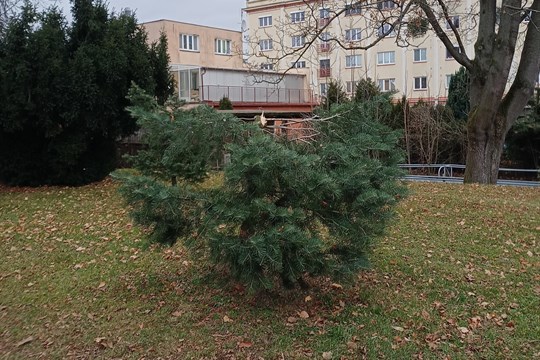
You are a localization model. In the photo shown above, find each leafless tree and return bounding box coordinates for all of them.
[245,0,540,184]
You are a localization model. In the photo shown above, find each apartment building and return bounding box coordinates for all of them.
[142,19,311,107]
[143,20,244,102]
[243,0,477,102]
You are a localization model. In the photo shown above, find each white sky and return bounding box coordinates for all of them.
[48,0,246,30]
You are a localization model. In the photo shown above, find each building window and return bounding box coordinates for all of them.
[523,9,532,23]
[292,35,305,48]
[260,63,274,70]
[346,81,359,93]
[320,8,330,18]
[414,76,428,90]
[446,74,453,89]
[378,78,396,92]
[345,3,361,16]
[345,54,362,68]
[377,51,395,65]
[345,28,362,41]
[259,39,273,51]
[259,16,272,27]
[413,48,427,62]
[292,60,306,68]
[180,34,199,51]
[320,59,331,77]
[320,32,330,41]
[378,1,397,10]
[291,11,305,23]
[378,23,395,37]
[320,83,328,95]
[215,39,231,55]
[446,16,460,30]
[446,46,461,59]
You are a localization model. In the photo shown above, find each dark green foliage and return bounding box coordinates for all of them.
[446,67,470,122]
[505,88,540,168]
[322,79,348,109]
[150,32,175,105]
[218,96,233,110]
[0,0,169,186]
[115,86,240,244]
[353,78,381,103]
[116,86,406,291]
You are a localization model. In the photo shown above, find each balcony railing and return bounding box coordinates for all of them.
[318,18,330,28]
[319,43,331,52]
[201,85,314,104]
[319,68,331,77]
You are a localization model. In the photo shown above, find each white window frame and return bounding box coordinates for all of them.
[259,16,272,27]
[345,28,362,42]
[345,3,361,16]
[320,83,328,95]
[345,54,362,68]
[413,48,427,62]
[292,60,306,68]
[260,63,274,70]
[319,32,331,42]
[446,74,453,89]
[320,8,330,19]
[446,15,460,30]
[414,76,428,90]
[291,35,305,48]
[291,11,305,23]
[378,23,396,37]
[346,81,359,93]
[180,34,199,51]
[259,39,273,51]
[446,45,461,60]
[377,51,395,65]
[378,78,396,92]
[215,38,231,55]
[378,1,396,10]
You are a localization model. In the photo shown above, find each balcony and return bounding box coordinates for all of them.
[318,18,330,28]
[319,43,331,53]
[319,68,331,78]
[201,85,314,105]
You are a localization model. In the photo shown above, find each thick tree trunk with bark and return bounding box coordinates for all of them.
[464,112,507,184]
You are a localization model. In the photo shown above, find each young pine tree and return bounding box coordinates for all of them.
[116,87,406,290]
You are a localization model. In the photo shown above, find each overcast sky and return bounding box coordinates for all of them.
[49,0,246,30]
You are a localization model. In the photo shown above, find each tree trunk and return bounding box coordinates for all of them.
[464,112,507,184]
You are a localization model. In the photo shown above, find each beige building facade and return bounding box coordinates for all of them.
[143,20,244,102]
[243,0,478,102]
[142,19,311,106]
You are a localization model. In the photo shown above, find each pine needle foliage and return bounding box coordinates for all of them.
[116,86,406,290]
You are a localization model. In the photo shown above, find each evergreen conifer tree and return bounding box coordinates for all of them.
[116,86,406,290]
[0,0,168,186]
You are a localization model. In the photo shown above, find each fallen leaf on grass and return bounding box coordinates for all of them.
[16,336,34,347]
[458,327,470,334]
[331,283,342,289]
[223,315,233,323]
[392,326,404,332]
[172,311,182,317]
[95,337,113,349]
[304,295,312,302]
[238,341,253,348]
[298,311,309,319]
[287,316,297,324]
[322,351,333,359]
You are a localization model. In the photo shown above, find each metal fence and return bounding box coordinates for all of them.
[399,164,540,187]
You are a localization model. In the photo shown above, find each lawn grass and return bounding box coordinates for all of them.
[0,179,539,359]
